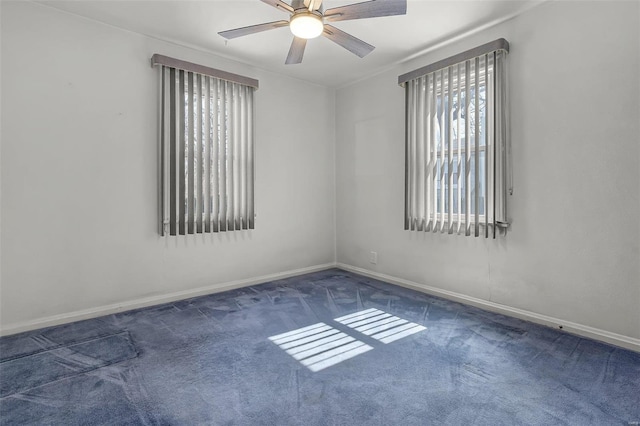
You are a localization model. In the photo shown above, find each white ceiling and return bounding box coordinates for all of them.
[37,0,542,87]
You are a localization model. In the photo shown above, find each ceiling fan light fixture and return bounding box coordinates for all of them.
[219,0,407,64]
[289,12,323,39]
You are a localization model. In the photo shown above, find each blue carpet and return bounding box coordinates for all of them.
[1,269,639,425]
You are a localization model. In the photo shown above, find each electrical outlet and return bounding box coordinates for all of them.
[369,251,378,264]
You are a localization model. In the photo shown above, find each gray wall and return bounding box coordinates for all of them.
[335,1,640,340]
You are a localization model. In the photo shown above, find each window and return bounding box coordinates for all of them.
[153,55,257,236]
[399,39,511,238]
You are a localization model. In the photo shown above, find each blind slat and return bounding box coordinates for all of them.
[495,49,509,227]
[473,56,480,237]
[431,74,437,233]
[178,70,186,236]
[227,84,235,231]
[438,70,445,233]
[455,63,462,234]
[447,66,454,234]
[220,82,228,232]
[404,85,410,230]
[212,79,220,232]
[161,67,171,236]
[169,68,178,236]
[241,86,249,229]
[204,77,211,233]
[196,75,203,234]
[232,84,241,231]
[411,81,420,230]
[417,77,425,231]
[422,74,434,232]
[187,72,195,235]
[247,88,255,229]
[484,54,489,238]
[464,61,471,236]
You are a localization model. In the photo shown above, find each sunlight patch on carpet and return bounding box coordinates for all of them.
[269,322,373,372]
[335,309,426,344]
[269,308,426,372]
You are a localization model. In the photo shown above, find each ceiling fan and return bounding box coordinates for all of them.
[218,0,407,64]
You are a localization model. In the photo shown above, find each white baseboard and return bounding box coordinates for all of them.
[4,262,638,353]
[0,263,337,336]
[337,263,640,353]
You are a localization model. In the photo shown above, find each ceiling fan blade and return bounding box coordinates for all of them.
[324,0,407,22]
[218,20,290,40]
[260,0,294,14]
[285,37,307,64]
[322,25,374,58]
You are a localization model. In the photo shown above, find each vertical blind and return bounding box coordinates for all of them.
[399,39,511,238]
[156,57,257,236]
